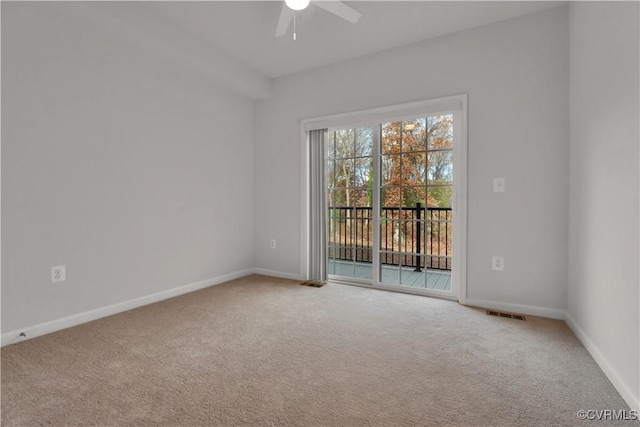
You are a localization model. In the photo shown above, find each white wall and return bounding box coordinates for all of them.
[254,7,569,313]
[1,3,255,334]
[567,1,640,410]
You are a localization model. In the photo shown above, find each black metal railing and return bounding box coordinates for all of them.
[328,204,452,271]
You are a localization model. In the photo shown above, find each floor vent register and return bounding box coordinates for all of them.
[299,281,325,288]
[487,310,526,321]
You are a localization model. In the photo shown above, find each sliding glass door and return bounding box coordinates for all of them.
[326,113,456,297]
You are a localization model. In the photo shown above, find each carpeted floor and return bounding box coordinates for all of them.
[1,275,636,426]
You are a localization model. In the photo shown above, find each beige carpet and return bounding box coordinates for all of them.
[1,275,635,426]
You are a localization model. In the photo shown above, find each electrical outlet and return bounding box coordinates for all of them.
[51,265,66,283]
[270,239,277,249]
[493,178,505,193]
[492,256,504,271]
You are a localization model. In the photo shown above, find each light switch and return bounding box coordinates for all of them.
[493,178,505,193]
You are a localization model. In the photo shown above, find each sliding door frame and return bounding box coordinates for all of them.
[301,94,468,304]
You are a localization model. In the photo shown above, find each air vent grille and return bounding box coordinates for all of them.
[299,281,325,288]
[487,310,526,321]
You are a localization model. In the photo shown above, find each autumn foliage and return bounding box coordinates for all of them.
[327,115,454,271]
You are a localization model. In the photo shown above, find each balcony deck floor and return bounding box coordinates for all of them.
[328,260,451,292]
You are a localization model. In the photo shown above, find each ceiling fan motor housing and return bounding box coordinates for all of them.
[285,0,310,11]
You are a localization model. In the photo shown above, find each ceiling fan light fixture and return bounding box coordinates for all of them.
[285,0,310,11]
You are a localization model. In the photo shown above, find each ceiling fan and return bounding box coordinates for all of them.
[275,0,362,39]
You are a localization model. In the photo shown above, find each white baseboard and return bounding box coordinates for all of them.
[1,269,254,348]
[564,312,640,412]
[464,298,639,411]
[251,268,303,281]
[464,297,566,319]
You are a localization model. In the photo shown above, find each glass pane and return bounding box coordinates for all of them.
[425,256,450,273]
[328,258,336,275]
[353,157,373,188]
[333,129,356,158]
[327,206,341,220]
[354,243,373,264]
[355,127,374,157]
[400,219,421,255]
[327,132,336,159]
[425,216,451,259]
[380,262,400,285]
[355,263,373,280]
[381,154,401,186]
[332,259,355,277]
[402,186,426,210]
[326,160,336,188]
[384,206,403,221]
[380,224,419,260]
[425,208,452,261]
[329,189,350,207]
[427,115,453,150]
[426,270,452,291]
[381,121,402,155]
[349,204,372,252]
[402,152,427,185]
[383,155,428,201]
[398,220,415,254]
[402,118,426,152]
[427,150,453,185]
[379,219,398,251]
[380,187,403,209]
[338,246,353,262]
[347,187,371,211]
[427,186,452,208]
[332,158,354,188]
[400,257,425,287]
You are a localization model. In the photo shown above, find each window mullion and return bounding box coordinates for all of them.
[372,123,381,285]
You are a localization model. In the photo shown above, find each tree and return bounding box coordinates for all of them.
[380,115,453,210]
[327,127,373,208]
[327,117,454,267]
[327,128,374,256]
[379,116,454,262]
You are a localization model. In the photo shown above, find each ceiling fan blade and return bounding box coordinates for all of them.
[275,3,295,37]
[314,1,362,24]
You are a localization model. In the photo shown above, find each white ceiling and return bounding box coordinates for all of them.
[139,1,566,79]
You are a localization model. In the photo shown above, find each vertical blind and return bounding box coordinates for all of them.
[308,128,328,282]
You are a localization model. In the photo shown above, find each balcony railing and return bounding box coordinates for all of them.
[328,204,452,271]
